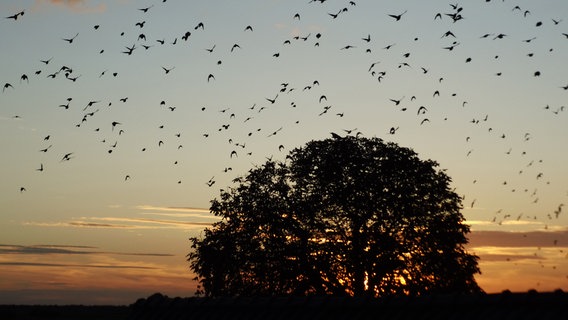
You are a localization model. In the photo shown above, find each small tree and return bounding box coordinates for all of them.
[188,135,481,297]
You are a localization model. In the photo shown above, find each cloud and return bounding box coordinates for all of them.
[468,229,568,248]
[136,205,220,219]
[24,216,214,230]
[0,244,174,257]
[475,253,542,262]
[0,261,157,269]
[137,205,210,213]
[32,0,107,14]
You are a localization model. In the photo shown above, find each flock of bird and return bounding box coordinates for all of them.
[2,0,567,284]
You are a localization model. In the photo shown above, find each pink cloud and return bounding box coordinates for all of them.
[33,0,107,14]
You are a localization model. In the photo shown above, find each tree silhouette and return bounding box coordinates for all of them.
[188,135,481,297]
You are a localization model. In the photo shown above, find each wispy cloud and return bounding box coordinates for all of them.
[0,261,158,269]
[32,0,107,14]
[24,216,214,230]
[137,205,210,213]
[0,244,174,257]
[136,205,220,219]
[469,229,568,248]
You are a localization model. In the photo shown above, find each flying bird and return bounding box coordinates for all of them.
[138,5,153,13]
[388,10,407,21]
[162,66,175,74]
[3,83,14,92]
[6,10,24,21]
[62,33,79,44]
[61,153,74,162]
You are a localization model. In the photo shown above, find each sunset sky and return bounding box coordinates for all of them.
[1,0,567,305]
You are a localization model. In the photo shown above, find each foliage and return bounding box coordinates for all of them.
[188,135,481,297]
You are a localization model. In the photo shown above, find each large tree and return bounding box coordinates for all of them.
[188,135,481,297]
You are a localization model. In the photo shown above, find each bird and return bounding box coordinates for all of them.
[194,22,204,30]
[40,57,53,65]
[20,187,26,193]
[244,25,253,31]
[6,10,24,21]
[266,94,278,104]
[162,66,175,74]
[61,153,74,162]
[207,74,215,82]
[62,33,79,44]
[389,97,404,106]
[138,5,153,13]
[36,164,44,172]
[3,83,14,92]
[122,44,136,55]
[493,33,506,40]
[388,10,407,21]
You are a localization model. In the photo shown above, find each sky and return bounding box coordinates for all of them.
[1,0,567,305]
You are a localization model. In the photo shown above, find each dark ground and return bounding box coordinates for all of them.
[1,290,567,320]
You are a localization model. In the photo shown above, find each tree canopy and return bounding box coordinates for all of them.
[188,135,481,297]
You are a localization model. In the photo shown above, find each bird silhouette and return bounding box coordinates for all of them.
[61,153,74,162]
[122,44,136,55]
[3,83,14,92]
[162,66,175,74]
[266,94,278,104]
[40,57,52,65]
[388,10,407,21]
[62,33,79,44]
[389,97,404,106]
[138,5,153,13]
[6,10,24,21]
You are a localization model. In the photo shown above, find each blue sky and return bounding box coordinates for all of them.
[1,0,567,304]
